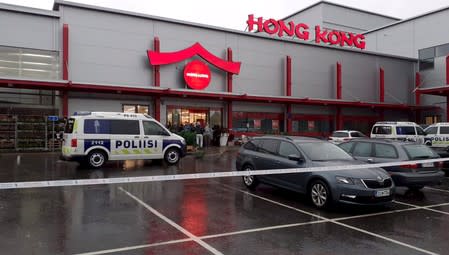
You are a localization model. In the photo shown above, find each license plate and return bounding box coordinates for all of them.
[375,189,390,197]
[421,162,434,167]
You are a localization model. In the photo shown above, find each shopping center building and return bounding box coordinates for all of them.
[0,0,448,149]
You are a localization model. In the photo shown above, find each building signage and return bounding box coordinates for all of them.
[183,60,211,90]
[246,14,366,50]
[147,42,241,90]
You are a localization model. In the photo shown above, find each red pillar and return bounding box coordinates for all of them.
[154,97,160,121]
[227,48,233,93]
[62,24,69,117]
[447,99,449,122]
[336,62,342,130]
[379,68,385,102]
[154,37,160,87]
[286,104,292,134]
[446,56,449,85]
[227,102,232,130]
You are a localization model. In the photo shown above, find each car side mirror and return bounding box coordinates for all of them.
[288,154,303,162]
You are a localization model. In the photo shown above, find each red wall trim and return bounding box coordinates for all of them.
[227,48,233,93]
[446,56,449,85]
[154,37,160,87]
[336,62,342,100]
[415,72,421,105]
[154,97,160,121]
[380,68,385,102]
[63,24,69,80]
[286,56,292,96]
[227,101,232,129]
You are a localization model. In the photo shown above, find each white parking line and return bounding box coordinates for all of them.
[218,183,439,255]
[393,200,449,216]
[73,238,192,255]
[424,187,449,194]
[119,187,223,255]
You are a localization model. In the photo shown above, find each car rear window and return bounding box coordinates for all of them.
[396,126,416,135]
[64,118,75,133]
[372,126,392,135]
[331,131,349,137]
[297,142,353,161]
[403,145,438,159]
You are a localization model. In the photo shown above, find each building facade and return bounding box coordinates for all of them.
[0,0,444,151]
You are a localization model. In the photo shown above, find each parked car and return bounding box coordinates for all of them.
[423,122,449,149]
[370,121,426,144]
[236,136,394,209]
[328,130,367,144]
[338,139,444,190]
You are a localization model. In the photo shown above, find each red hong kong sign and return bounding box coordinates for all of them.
[246,14,366,50]
[183,60,211,90]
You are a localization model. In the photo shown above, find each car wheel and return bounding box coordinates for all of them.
[309,180,331,209]
[242,165,259,190]
[164,148,180,165]
[87,150,107,168]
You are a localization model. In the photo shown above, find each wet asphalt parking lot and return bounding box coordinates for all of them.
[1,148,449,255]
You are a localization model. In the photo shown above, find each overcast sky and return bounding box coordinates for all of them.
[2,0,449,30]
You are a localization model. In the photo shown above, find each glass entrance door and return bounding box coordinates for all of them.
[166,106,222,131]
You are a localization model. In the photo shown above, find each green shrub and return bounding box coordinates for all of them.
[178,131,196,146]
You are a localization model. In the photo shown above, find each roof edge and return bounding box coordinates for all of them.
[280,0,400,22]
[0,2,59,17]
[364,4,449,35]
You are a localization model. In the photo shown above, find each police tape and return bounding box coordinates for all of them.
[0,158,448,190]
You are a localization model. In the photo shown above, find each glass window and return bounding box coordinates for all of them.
[64,118,75,133]
[84,119,110,134]
[331,131,349,137]
[425,126,437,135]
[243,141,257,151]
[279,142,300,158]
[353,142,372,157]
[350,132,365,138]
[0,46,60,80]
[440,127,449,135]
[137,105,149,114]
[110,120,139,135]
[436,43,449,57]
[403,145,438,159]
[419,47,435,60]
[396,126,416,135]
[339,142,354,153]
[372,126,392,135]
[416,126,425,135]
[297,142,352,161]
[374,144,398,158]
[259,139,279,155]
[143,121,169,136]
[419,59,434,71]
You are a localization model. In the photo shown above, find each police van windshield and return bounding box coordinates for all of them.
[64,118,75,133]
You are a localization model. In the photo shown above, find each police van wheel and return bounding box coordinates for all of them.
[164,148,180,165]
[87,150,107,168]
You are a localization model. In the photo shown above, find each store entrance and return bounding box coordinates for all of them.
[166,106,222,131]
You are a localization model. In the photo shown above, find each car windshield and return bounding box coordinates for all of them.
[296,142,353,161]
[403,144,438,159]
[331,131,349,137]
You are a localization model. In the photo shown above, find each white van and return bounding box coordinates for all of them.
[424,122,449,149]
[370,121,426,144]
[61,112,186,168]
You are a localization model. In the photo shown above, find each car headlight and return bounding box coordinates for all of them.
[336,176,354,185]
[181,139,186,145]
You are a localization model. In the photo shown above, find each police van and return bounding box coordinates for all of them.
[424,122,449,150]
[61,112,186,168]
[370,121,426,144]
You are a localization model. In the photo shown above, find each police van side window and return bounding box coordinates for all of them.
[84,119,110,134]
[425,127,437,135]
[110,120,139,135]
[143,121,169,136]
[440,127,449,135]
